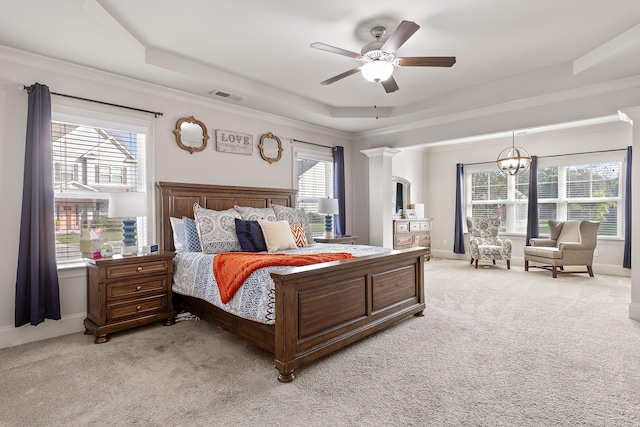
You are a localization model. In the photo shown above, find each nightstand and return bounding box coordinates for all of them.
[83,251,176,344]
[314,235,358,245]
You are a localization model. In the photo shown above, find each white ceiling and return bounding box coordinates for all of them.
[1,0,640,134]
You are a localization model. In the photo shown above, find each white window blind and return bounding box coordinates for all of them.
[296,152,334,237]
[467,157,623,237]
[52,119,148,263]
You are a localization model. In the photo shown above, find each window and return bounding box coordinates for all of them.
[467,155,624,238]
[295,150,334,237]
[52,112,150,263]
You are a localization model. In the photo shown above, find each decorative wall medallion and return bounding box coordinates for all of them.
[215,130,253,155]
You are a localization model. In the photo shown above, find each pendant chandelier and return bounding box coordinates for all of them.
[496,132,531,175]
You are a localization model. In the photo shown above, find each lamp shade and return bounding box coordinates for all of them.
[108,192,148,218]
[361,61,394,82]
[317,198,339,215]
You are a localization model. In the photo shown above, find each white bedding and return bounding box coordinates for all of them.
[172,243,390,324]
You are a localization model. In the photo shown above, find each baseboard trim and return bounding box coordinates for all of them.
[430,250,631,277]
[0,312,85,350]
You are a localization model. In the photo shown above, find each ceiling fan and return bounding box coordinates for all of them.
[311,20,456,93]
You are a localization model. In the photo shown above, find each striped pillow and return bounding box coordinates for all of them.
[290,222,308,247]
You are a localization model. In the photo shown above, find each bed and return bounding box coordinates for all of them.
[158,181,427,382]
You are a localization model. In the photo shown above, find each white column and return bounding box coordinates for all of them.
[361,147,400,248]
[621,107,640,320]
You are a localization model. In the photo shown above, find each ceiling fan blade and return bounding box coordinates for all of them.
[397,56,457,67]
[310,42,362,59]
[381,20,420,53]
[320,67,362,85]
[381,76,399,93]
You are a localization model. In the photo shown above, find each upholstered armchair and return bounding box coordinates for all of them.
[466,217,512,269]
[524,220,600,278]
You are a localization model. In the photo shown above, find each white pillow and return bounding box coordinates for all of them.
[258,220,298,253]
[169,217,185,252]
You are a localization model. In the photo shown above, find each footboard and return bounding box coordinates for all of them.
[270,247,426,382]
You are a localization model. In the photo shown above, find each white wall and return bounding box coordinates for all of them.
[0,48,351,348]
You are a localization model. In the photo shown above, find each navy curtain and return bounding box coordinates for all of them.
[332,146,346,236]
[525,155,539,246]
[15,83,61,327]
[624,146,632,268]
[453,163,465,254]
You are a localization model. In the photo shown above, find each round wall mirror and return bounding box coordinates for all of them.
[173,116,209,154]
[258,132,283,164]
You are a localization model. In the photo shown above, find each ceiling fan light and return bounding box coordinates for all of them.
[361,61,394,82]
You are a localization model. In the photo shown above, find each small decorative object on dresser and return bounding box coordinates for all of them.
[83,251,176,343]
[314,235,358,245]
[393,218,431,260]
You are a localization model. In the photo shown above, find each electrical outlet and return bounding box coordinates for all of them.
[443,240,447,246]
[594,249,598,257]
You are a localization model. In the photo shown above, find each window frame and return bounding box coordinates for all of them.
[466,151,626,238]
[51,104,155,266]
[293,146,334,238]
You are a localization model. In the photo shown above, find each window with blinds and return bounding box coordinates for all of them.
[52,119,148,263]
[296,153,334,237]
[467,158,623,237]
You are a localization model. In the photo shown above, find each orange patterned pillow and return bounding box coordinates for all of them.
[290,222,308,247]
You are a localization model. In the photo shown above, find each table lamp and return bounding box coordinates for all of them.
[108,191,147,256]
[317,198,339,239]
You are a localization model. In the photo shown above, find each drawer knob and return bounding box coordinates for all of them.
[137,266,143,272]
[136,305,142,311]
[136,285,142,291]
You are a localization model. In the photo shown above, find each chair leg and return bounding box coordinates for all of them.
[552,266,557,278]
[524,260,529,271]
[492,260,496,265]
[470,257,474,265]
[475,259,479,269]
[587,265,594,277]
[507,260,510,270]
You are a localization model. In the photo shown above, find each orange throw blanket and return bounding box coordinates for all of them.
[213,252,354,304]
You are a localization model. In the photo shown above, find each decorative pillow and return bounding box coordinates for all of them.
[234,205,277,222]
[290,222,308,247]
[170,217,185,252]
[272,204,315,244]
[234,218,267,252]
[193,204,242,254]
[258,220,298,252]
[182,216,202,252]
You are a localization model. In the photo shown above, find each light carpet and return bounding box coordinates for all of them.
[1,259,639,426]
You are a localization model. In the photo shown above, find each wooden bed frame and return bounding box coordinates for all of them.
[158,181,427,382]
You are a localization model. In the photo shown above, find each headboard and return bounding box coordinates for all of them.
[157,181,297,252]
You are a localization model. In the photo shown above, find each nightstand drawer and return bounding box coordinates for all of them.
[107,277,167,301]
[107,295,167,322]
[106,260,168,279]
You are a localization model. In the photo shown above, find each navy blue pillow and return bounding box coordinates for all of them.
[182,216,202,252]
[234,218,267,252]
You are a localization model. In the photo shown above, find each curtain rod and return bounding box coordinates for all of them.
[464,147,628,167]
[23,85,163,118]
[291,138,334,149]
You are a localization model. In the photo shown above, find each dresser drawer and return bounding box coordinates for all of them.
[106,260,168,279]
[107,295,167,322]
[419,221,431,231]
[394,234,414,247]
[395,222,409,233]
[415,233,431,246]
[107,277,167,301]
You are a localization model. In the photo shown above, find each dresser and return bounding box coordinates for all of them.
[84,251,176,343]
[393,218,432,260]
